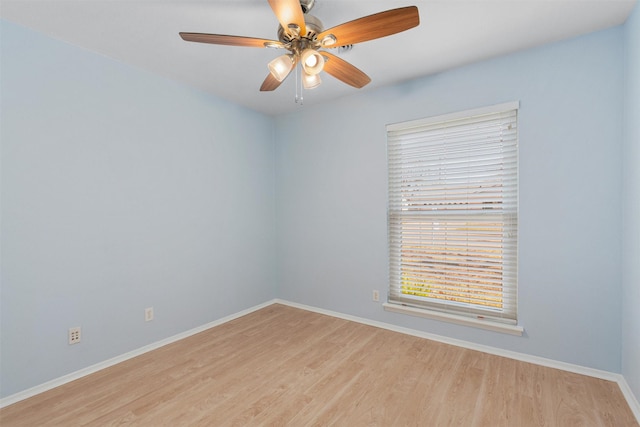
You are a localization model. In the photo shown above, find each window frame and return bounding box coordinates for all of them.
[384,102,522,335]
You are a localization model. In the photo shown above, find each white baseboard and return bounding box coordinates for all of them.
[3,297,639,425]
[274,299,640,423]
[618,376,640,422]
[0,299,277,409]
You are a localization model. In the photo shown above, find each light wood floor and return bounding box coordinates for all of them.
[1,304,637,426]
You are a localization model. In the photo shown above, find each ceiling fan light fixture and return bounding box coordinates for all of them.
[180,5,420,97]
[268,54,295,82]
[301,49,324,75]
[302,72,322,90]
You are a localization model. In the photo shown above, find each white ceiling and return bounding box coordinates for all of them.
[1,0,636,116]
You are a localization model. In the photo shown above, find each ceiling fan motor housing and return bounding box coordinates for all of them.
[277,13,323,44]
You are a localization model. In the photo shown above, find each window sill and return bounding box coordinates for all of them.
[383,302,524,336]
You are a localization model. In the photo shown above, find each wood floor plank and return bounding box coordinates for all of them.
[1,304,637,426]
[472,354,520,427]
[393,342,463,424]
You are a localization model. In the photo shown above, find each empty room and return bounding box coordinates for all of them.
[1,0,639,425]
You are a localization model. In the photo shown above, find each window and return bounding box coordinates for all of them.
[385,102,519,333]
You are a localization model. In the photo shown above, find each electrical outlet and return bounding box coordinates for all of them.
[68,327,81,344]
[145,307,154,322]
[372,290,380,302]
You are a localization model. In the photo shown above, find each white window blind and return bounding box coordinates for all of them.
[386,102,518,325]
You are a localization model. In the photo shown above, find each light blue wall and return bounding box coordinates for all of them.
[622,3,640,400]
[275,27,624,372]
[1,12,635,401]
[0,20,276,397]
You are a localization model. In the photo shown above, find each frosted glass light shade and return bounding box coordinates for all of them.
[268,54,294,82]
[301,49,324,75]
[302,72,321,89]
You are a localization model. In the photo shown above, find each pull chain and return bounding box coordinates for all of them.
[295,62,303,105]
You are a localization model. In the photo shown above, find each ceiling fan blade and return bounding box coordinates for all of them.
[179,32,285,48]
[260,73,283,91]
[268,0,306,37]
[321,52,371,89]
[317,6,419,48]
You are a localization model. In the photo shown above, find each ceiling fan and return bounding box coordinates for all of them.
[179,0,419,96]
